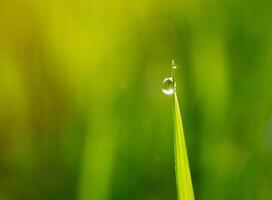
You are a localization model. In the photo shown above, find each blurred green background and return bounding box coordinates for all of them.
[0,0,272,199]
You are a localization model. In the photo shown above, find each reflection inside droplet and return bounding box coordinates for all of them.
[162,77,175,95]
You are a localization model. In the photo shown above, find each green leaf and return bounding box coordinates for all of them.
[173,92,195,200]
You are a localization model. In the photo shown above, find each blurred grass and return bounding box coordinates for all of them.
[0,0,272,199]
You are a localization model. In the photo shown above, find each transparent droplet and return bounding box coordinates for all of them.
[162,77,175,95]
[172,60,177,69]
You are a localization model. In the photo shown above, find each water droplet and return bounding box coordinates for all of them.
[162,77,175,95]
[172,60,177,69]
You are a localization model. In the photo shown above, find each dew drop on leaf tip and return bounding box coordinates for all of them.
[162,77,175,95]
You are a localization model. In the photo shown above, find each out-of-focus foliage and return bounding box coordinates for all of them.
[0,0,272,199]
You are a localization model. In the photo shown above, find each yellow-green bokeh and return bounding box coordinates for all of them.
[0,0,272,199]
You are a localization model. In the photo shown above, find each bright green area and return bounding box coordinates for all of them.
[173,92,194,200]
[0,0,272,199]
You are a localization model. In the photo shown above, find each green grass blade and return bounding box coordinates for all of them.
[173,92,195,200]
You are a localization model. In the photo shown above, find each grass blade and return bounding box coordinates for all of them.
[173,93,195,200]
[162,61,195,199]
[172,65,194,200]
